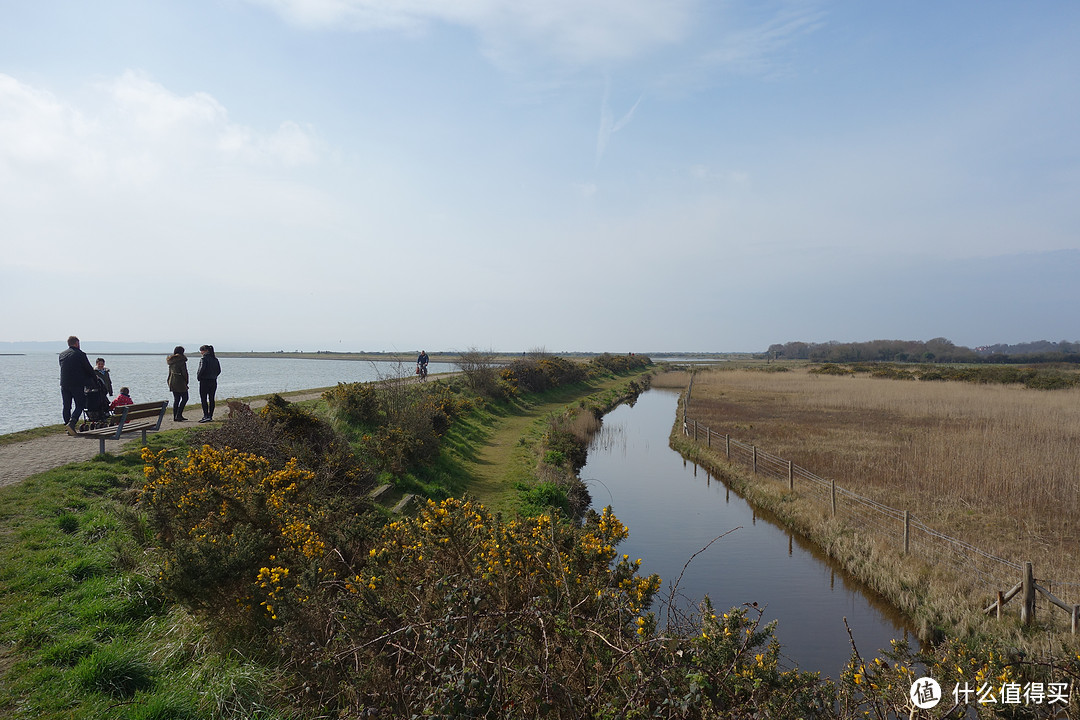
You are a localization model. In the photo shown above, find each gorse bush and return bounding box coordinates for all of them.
[501,355,588,394]
[137,422,1080,717]
[323,379,473,475]
[322,381,380,425]
[588,352,653,375]
[140,445,334,630]
[204,397,375,496]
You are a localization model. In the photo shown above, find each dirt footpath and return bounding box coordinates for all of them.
[0,391,325,490]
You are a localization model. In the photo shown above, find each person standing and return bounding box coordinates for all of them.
[197,344,221,423]
[167,346,190,421]
[94,357,114,396]
[59,336,96,436]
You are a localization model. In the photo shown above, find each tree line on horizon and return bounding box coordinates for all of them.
[767,338,1080,364]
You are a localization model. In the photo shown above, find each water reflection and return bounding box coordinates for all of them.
[582,388,914,677]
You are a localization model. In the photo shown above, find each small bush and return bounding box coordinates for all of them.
[501,354,588,394]
[589,353,653,374]
[455,348,507,399]
[519,481,569,516]
[542,449,566,466]
[322,382,381,425]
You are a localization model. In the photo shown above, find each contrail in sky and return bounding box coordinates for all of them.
[596,78,643,167]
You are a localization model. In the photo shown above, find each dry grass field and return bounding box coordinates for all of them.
[672,366,1080,623]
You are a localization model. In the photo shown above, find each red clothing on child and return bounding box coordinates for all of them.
[110,393,133,410]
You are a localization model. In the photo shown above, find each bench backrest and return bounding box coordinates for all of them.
[115,401,169,429]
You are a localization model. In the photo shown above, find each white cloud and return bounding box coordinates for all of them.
[0,71,330,280]
[0,74,96,172]
[246,0,697,67]
[0,71,322,189]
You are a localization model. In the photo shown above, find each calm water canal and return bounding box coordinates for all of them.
[582,388,913,677]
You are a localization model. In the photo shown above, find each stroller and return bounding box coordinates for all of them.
[80,374,113,431]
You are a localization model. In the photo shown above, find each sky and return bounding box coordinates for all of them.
[2,1,1078,353]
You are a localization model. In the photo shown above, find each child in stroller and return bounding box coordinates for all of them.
[80,373,113,431]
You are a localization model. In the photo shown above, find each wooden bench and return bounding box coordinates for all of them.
[78,400,170,455]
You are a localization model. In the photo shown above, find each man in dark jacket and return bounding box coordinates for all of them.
[59,335,97,436]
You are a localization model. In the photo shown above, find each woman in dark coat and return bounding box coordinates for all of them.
[197,344,221,423]
[167,346,189,421]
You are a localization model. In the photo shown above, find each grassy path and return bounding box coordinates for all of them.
[461,375,643,513]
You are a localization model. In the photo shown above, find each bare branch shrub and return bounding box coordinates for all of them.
[456,347,505,399]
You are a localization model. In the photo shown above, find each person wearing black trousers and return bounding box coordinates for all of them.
[197,344,221,423]
[59,335,97,436]
[167,346,189,421]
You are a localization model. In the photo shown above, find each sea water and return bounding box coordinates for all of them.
[0,354,452,436]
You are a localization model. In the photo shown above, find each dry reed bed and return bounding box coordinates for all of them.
[684,367,1080,600]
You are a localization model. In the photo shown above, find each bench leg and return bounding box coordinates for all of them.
[141,429,148,445]
[99,438,106,455]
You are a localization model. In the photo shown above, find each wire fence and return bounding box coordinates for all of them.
[680,379,1080,633]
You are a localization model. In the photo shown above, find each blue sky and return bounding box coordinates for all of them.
[2,1,1078,352]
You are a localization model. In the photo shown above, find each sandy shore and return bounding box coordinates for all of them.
[0,391,324,490]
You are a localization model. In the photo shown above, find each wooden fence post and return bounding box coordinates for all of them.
[787,460,793,492]
[1072,605,1079,634]
[903,511,910,554]
[693,420,698,442]
[831,478,836,516]
[725,434,730,459]
[752,446,758,474]
[996,591,1004,619]
[707,427,711,448]
[1021,562,1035,625]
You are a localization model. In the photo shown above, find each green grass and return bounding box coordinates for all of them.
[0,432,295,720]
[409,371,654,513]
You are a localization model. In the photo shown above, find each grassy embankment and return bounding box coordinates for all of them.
[0,364,654,718]
[663,363,1080,649]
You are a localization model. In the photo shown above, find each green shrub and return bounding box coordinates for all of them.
[542,423,588,471]
[519,481,569,516]
[542,449,566,467]
[810,364,852,376]
[455,348,507,399]
[502,355,588,393]
[203,399,375,496]
[589,353,653,374]
[322,381,381,425]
